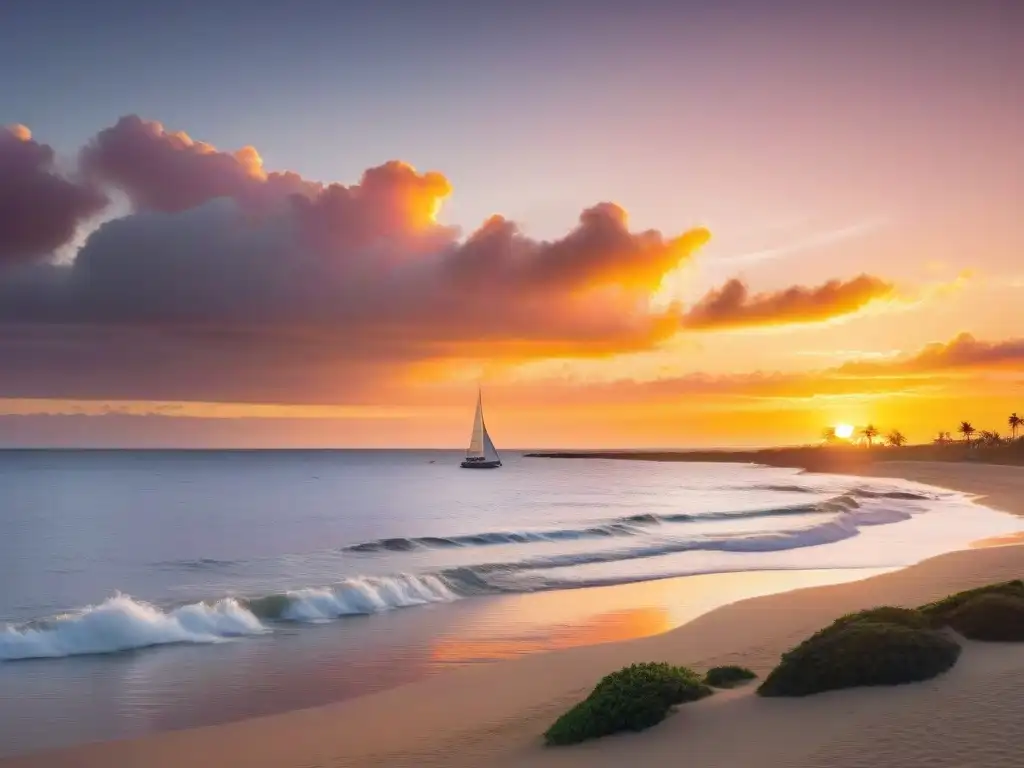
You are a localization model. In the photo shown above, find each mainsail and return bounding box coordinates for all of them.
[466,391,486,459]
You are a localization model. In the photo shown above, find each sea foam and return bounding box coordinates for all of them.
[0,594,265,661]
[285,575,457,621]
[0,573,463,660]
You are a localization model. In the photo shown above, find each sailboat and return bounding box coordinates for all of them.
[461,389,502,469]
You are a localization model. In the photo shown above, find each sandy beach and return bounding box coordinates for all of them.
[6,460,1024,768]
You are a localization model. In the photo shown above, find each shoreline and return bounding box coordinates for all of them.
[6,461,1024,767]
[0,566,893,758]
[523,443,1024,471]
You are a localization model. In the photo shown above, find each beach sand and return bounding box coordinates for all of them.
[6,461,1024,768]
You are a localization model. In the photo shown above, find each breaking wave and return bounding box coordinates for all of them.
[0,574,461,661]
[0,484,964,663]
[244,574,458,622]
[745,484,931,500]
[851,488,932,500]
[341,494,863,553]
[0,595,265,661]
[433,500,913,577]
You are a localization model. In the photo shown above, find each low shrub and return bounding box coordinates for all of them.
[946,593,1024,641]
[790,606,930,650]
[758,621,961,697]
[919,580,1024,626]
[826,606,929,634]
[703,665,757,688]
[544,662,712,746]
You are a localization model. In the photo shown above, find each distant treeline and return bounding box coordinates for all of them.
[525,440,1024,472]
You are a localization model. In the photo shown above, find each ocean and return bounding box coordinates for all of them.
[0,449,1020,756]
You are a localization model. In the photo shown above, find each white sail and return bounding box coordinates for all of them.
[482,421,501,463]
[466,390,486,459]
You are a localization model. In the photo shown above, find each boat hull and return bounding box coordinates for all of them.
[460,460,502,469]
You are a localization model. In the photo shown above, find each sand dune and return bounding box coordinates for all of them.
[5,462,1024,768]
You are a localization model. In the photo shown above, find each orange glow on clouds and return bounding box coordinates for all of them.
[2,114,1023,448]
[8,123,32,141]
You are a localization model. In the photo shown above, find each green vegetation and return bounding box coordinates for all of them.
[758,609,960,697]
[534,581,1024,737]
[944,593,1024,642]
[828,606,930,632]
[918,580,1024,625]
[543,662,712,746]
[525,435,1024,471]
[791,606,931,649]
[537,580,1024,732]
[703,665,757,688]
[756,584,1024,699]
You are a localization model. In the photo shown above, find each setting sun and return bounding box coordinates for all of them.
[834,423,855,439]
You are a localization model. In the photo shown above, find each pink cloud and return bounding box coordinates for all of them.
[683,274,895,329]
[0,116,715,402]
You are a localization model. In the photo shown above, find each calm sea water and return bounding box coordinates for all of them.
[0,449,1019,755]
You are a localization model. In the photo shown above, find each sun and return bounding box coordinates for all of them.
[834,423,855,439]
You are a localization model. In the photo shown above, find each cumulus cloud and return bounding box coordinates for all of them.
[0,125,107,264]
[3,191,705,344]
[5,115,945,409]
[0,116,714,402]
[682,274,895,329]
[79,115,319,212]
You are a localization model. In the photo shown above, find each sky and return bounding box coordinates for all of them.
[1,0,1022,448]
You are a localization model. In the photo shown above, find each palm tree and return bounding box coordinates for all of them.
[860,424,879,447]
[933,431,952,445]
[822,426,837,444]
[958,421,976,445]
[979,430,1003,447]
[1010,413,1021,440]
[886,430,907,448]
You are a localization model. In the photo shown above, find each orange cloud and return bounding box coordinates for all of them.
[838,333,1024,375]
[473,370,944,408]
[474,332,1024,409]
[682,274,895,330]
[0,117,714,404]
[8,124,32,141]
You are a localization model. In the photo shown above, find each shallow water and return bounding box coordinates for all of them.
[0,449,1019,755]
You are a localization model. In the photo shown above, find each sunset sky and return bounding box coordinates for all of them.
[1,0,1022,448]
